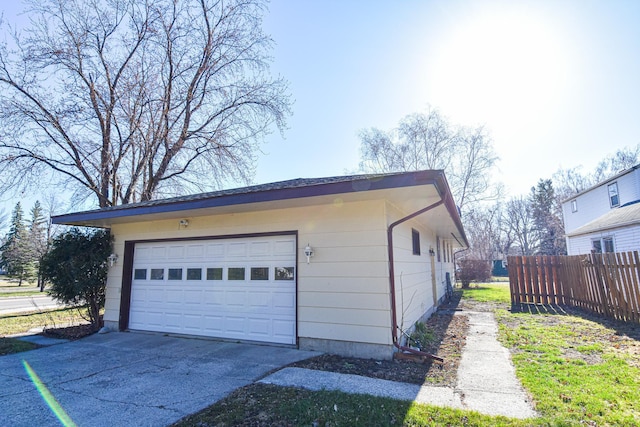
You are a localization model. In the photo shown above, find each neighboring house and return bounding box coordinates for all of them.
[492,259,508,277]
[52,170,468,359]
[561,164,640,255]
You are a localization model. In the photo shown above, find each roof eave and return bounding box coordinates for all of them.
[52,170,469,248]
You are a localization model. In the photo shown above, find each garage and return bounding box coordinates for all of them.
[127,234,297,345]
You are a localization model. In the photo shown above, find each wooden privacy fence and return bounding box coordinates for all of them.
[507,252,640,323]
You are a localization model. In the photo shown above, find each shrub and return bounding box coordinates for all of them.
[457,259,491,289]
[408,322,436,350]
[41,228,112,331]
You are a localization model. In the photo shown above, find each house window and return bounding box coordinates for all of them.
[436,236,441,262]
[603,237,615,253]
[608,182,619,207]
[592,237,615,253]
[571,200,578,212]
[411,229,420,255]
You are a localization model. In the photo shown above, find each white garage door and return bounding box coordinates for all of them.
[128,235,297,345]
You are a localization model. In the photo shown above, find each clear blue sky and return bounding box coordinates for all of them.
[2,0,640,220]
[257,0,640,195]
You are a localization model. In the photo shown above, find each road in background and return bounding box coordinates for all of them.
[0,295,65,316]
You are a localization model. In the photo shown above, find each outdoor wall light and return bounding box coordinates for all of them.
[107,253,118,267]
[179,219,189,228]
[304,244,314,264]
[429,248,435,257]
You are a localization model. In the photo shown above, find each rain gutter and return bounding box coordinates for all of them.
[387,195,447,363]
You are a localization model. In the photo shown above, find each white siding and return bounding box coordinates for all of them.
[568,225,640,255]
[563,169,640,234]
[385,201,456,342]
[106,199,392,347]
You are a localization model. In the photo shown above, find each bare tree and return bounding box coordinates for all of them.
[449,126,501,210]
[553,144,640,201]
[0,0,290,208]
[503,196,536,256]
[463,204,503,261]
[593,144,640,183]
[359,108,499,212]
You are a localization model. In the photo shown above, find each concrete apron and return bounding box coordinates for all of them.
[262,310,537,420]
[0,332,319,427]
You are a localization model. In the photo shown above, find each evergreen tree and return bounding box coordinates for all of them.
[0,202,36,285]
[530,179,566,255]
[29,201,50,291]
[42,228,112,330]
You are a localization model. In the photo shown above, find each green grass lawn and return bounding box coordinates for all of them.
[0,307,88,337]
[460,281,511,303]
[0,337,39,355]
[0,290,46,297]
[173,383,530,427]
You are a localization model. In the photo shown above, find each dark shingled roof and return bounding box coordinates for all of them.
[82,173,400,213]
[51,170,468,246]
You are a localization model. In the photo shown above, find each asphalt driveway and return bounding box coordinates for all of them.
[0,332,318,426]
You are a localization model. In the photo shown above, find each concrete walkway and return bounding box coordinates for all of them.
[261,310,537,419]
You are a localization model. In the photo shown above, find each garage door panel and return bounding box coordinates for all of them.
[203,290,225,305]
[273,319,295,339]
[274,239,295,256]
[186,244,205,257]
[273,292,295,310]
[168,246,185,259]
[249,292,270,308]
[248,318,270,337]
[226,290,247,307]
[206,244,224,258]
[250,241,270,256]
[164,312,182,328]
[184,290,202,304]
[151,246,166,259]
[228,242,247,257]
[130,235,296,345]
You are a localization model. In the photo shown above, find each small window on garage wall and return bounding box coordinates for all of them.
[251,267,269,280]
[275,267,295,280]
[150,269,164,280]
[187,268,202,280]
[168,268,183,280]
[571,200,578,212]
[206,268,223,280]
[228,267,245,280]
[134,269,147,280]
[412,229,421,255]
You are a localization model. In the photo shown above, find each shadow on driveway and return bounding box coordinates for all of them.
[0,332,318,427]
